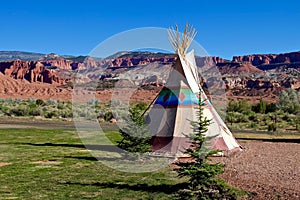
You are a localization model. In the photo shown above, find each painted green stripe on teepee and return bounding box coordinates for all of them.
[154,88,199,106]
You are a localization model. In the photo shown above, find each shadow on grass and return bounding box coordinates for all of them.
[23,143,122,153]
[64,156,99,161]
[21,143,171,162]
[61,181,186,194]
[21,143,157,162]
[63,156,119,161]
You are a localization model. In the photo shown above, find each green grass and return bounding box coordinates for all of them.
[0,129,182,199]
[2,126,292,199]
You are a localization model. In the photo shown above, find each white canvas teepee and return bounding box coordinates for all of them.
[147,24,242,156]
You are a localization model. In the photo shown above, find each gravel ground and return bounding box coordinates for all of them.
[213,141,300,200]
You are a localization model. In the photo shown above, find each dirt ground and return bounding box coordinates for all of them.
[213,141,300,200]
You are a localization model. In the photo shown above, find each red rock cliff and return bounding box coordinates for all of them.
[232,51,300,66]
[0,60,65,84]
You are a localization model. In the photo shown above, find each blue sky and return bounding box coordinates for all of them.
[0,0,299,59]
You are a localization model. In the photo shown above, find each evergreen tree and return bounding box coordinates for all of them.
[259,98,267,114]
[252,98,267,114]
[117,104,151,153]
[174,92,239,199]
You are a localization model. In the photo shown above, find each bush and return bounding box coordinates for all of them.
[248,122,258,129]
[277,89,300,114]
[241,110,253,116]
[227,100,239,112]
[87,99,100,106]
[47,99,57,105]
[27,98,36,103]
[226,112,236,125]
[35,99,45,106]
[268,123,277,132]
[282,114,292,122]
[29,108,42,116]
[44,111,59,118]
[133,102,147,111]
[9,106,29,116]
[294,114,300,132]
[262,115,271,122]
[248,114,259,122]
[0,105,10,115]
[236,113,248,123]
[104,111,113,121]
[266,103,277,113]
[60,111,73,118]
[252,98,266,114]
[228,99,252,113]
[57,102,65,110]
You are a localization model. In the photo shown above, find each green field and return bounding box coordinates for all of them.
[1,122,299,199]
[0,129,183,199]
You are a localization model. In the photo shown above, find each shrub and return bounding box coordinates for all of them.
[104,111,113,121]
[252,98,266,114]
[35,99,45,106]
[47,99,57,105]
[28,102,37,109]
[228,99,252,113]
[87,99,100,106]
[268,123,277,132]
[282,114,292,122]
[248,114,259,122]
[277,89,300,114]
[14,98,22,104]
[133,102,148,112]
[227,100,239,112]
[237,100,251,113]
[57,102,65,110]
[60,111,73,118]
[295,114,300,132]
[242,110,254,116]
[9,106,29,116]
[262,115,271,122]
[29,108,42,116]
[226,112,236,125]
[44,111,59,118]
[27,98,36,103]
[266,103,277,113]
[0,105,10,116]
[236,114,248,123]
[248,122,257,129]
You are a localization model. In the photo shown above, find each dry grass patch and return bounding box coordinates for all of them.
[0,162,11,167]
[31,160,62,165]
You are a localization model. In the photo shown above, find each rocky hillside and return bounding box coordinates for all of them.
[233,51,300,66]
[0,60,65,84]
[0,50,298,102]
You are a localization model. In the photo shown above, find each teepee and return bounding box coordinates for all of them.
[147,24,242,156]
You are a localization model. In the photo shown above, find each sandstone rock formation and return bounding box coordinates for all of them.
[40,56,80,70]
[232,51,300,66]
[0,60,65,84]
[0,50,298,103]
[217,62,262,75]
